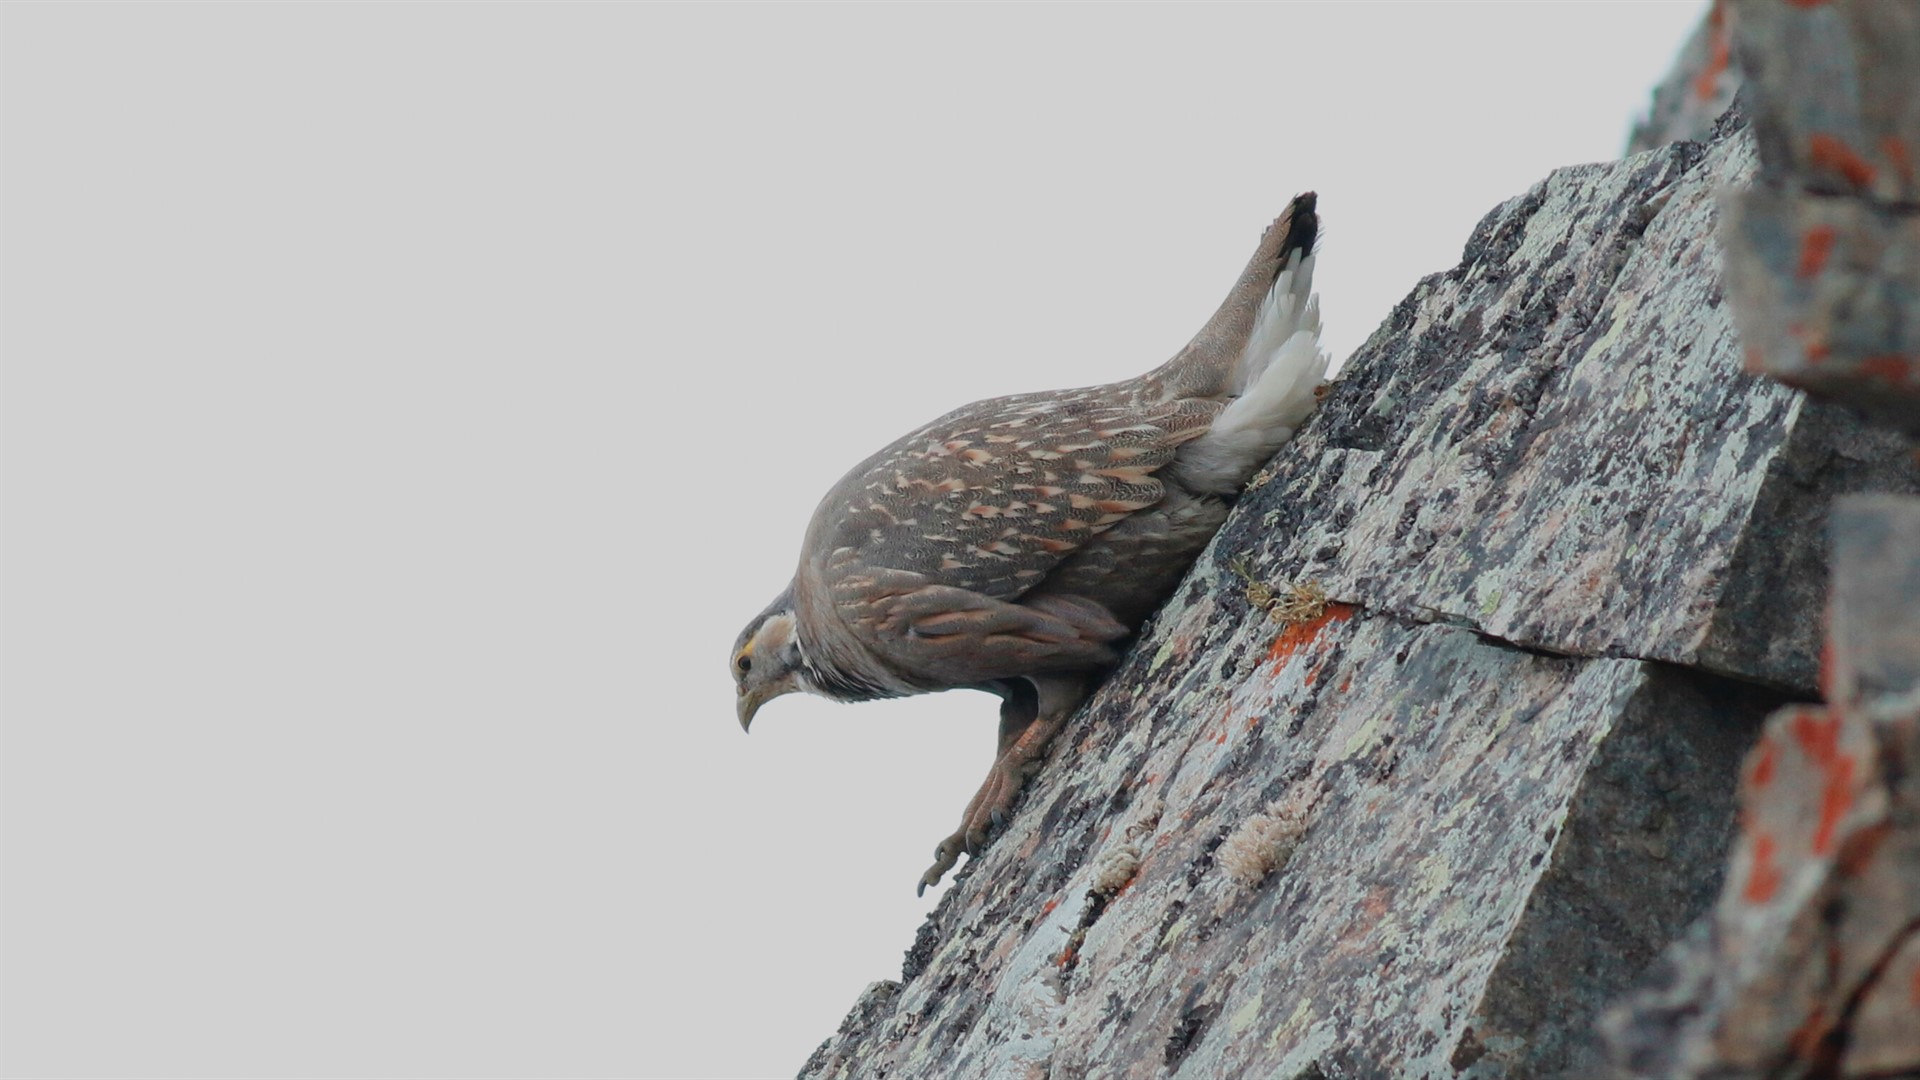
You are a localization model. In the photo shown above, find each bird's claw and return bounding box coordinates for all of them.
[919,834,966,895]
[916,746,1041,892]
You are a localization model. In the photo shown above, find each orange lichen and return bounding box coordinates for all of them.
[1857,354,1917,387]
[1748,737,1778,789]
[1809,133,1877,189]
[1797,224,1837,279]
[1783,708,1857,857]
[1040,898,1059,916]
[1791,709,1840,766]
[1813,754,1855,856]
[1787,1005,1832,1061]
[1694,1,1730,102]
[1883,135,1915,188]
[1745,831,1782,903]
[1787,321,1828,365]
[1266,603,1356,665]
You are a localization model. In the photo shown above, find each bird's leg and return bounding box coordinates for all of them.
[919,688,1034,894]
[961,683,1042,834]
[918,677,1087,894]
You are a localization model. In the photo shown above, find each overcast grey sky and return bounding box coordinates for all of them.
[5,3,1707,1077]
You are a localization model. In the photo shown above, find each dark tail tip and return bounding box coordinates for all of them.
[1281,191,1318,257]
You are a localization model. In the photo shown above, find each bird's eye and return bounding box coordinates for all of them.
[736,654,752,673]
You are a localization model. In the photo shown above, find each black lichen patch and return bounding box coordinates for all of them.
[900,918,941,983]
[1164,982,1223,1068]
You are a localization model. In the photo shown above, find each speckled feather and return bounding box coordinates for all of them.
[816,388,1219,600]
[799,388,1221,689]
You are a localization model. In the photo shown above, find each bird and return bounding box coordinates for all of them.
[732,194,1327,893]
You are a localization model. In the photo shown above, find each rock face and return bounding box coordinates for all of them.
[800,9,1920,1078]
[1600,4,1920,1077]
[1716,0,1920,435]
[1602,496,1920,1079]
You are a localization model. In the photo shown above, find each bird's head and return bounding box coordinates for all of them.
[731,589,805,732]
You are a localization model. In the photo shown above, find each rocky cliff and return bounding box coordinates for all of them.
[1603,4,1920,1077]
[801,5,1920,1077]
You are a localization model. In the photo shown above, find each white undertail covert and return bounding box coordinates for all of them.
[1176,249,1327,494]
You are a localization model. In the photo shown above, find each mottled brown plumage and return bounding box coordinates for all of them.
[734,194,1327,892]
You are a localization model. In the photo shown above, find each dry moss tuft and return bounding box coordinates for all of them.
[1269,580,1328,625]
[1226,561,1330,626]
[1218,800,1311,887]
[1090,842,1141,896]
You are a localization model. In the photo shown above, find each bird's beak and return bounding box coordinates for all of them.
[737,676,799,733]
[737,686,768,733]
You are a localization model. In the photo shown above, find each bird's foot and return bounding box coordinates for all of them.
[918,835,963,896]
[915,689,1079,895]
[915,758,1028,895]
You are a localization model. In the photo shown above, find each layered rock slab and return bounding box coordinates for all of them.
[1603,497,1920,1079]
[805,601,1766,1079]
[1597,9,1920,1072]
[1219,125,1916,693]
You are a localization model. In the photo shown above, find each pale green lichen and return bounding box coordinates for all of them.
[1437,795,1477,830]
[1147,634,1182,676]
[1411,849,1453,900]
[1341,714,1384,758]
[1228,990,1265,1035]
[1159,914,1191,949]
[1476,580,1503,618]
[1268,998,1323,1053]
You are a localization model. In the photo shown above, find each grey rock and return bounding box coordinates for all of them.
[808,603,1773,1080]
[1828,495,1920,706]
[1732,0,1920,206]
[1221,129,1914,692]
[1600,497,1920,1080]
[1627,1,1738,155]
[802,980,902,1080]
[1596,5,1920,1074]
[1720,0,1920,435]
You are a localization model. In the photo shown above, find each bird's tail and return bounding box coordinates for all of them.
[1168,238,1328,495]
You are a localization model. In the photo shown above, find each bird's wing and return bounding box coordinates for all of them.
[810,384,1217,602]
[800,384,1217,681]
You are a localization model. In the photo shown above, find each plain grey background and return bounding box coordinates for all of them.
[4,3,1706,1077]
